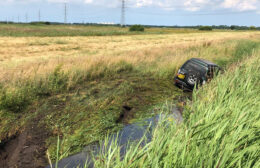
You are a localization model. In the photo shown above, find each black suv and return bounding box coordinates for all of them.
[174,58,220,91]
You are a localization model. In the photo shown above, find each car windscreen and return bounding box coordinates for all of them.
[182,61,207,74]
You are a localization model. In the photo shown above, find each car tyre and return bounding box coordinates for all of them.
[186,72,199,86]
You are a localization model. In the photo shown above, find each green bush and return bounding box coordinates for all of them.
[250,26,256,30]
[30,22,51,26]
[0,86,32,113]
[199,26,213,31]
[32,65,69,97]
[47,65,69,92]
[129,25,145,32]
[230,25,237,30]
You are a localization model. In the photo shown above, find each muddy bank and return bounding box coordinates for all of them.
[0,94,190,168]
[0,116,50,168]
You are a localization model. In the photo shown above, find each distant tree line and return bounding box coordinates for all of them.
[199,26,213,31]
[171,25,259,30]
[0,21,259,30]
[129,25,145,31]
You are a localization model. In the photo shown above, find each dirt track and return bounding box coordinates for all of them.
[0,116,50,168]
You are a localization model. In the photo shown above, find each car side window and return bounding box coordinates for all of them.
[207,66,214,79]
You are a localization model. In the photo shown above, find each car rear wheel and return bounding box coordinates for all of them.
[186,73,198,86]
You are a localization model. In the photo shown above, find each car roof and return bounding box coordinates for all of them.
[190,58,218,66]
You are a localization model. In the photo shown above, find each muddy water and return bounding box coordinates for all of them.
[46,107,182,168]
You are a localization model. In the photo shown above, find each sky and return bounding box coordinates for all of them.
[0,0,259,26]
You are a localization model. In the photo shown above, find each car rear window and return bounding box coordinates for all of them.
[182,61,207,73]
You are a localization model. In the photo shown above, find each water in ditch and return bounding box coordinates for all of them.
[47,107,182,168]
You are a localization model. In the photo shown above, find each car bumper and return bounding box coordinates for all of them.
[174,77,193,90]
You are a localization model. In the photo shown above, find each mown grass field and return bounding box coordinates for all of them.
[92,49,260,168]
[0,24,259,161]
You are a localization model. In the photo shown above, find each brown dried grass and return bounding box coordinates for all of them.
[0,31,259,82]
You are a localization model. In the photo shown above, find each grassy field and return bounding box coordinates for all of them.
[0,24,204,37]
[92,48,260,168]
[1,30,259,82]
[0,25,259,161]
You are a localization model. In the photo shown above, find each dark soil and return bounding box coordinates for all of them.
[117,91,192,124]
[0,115,51,168]
[116,105,134,124]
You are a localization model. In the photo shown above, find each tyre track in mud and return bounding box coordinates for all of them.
[0,114,51,168]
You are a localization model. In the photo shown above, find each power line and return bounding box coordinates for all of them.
[121,0,125,27]
[125,4,201,9]
[64,3,67,24]
[25,13,28,23]
[67,8,109,15]
[38,9,41,22]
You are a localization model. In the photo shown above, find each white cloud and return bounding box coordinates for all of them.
[135,0,153,7]
[1,0,39,3]
[221,0,259,11]
[84,0,93,4]
[183,0,210,11]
